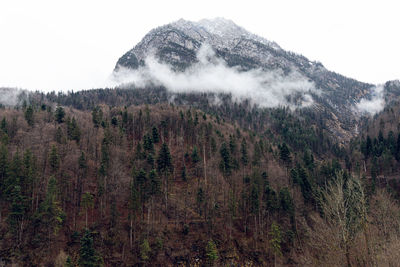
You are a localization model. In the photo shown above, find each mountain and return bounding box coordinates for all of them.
[114,18,377,141]
[2,19,400,267]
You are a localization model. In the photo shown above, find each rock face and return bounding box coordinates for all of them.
[114,18,382,141]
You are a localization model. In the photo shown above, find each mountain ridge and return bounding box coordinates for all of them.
[114,18,378,142]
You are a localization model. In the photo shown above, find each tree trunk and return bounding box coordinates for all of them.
[130,216,133,249]
[345,244,351,267]
[203,143,207,186]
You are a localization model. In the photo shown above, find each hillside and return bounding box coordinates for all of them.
[1,18,400,267]
[0,92,400,266]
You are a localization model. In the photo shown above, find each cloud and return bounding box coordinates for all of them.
[0,88,24,106]
[111,44,316,108]
[355,85,385,115]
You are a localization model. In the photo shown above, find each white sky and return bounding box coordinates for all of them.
[0,0,399,91]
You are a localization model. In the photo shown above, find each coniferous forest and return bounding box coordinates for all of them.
[1,88,400,266]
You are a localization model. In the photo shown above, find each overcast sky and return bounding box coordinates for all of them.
[0,0,399,92]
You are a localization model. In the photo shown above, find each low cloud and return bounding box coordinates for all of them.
[356,85,385,115]
[0,87,24,106]
[111,44,316,108]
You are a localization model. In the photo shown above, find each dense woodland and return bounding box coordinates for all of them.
[1,88,400,266]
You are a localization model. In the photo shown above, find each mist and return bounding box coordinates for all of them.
[0,88,24,106]
[356,85,385,115]
[111,44,316,108]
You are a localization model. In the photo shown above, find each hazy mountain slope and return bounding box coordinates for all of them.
[114,18,375,141]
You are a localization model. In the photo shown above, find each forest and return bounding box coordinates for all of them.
[1,88,400,266]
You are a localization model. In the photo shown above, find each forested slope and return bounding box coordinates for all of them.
[0,91,400,266]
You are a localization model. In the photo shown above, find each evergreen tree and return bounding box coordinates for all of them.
[135,142,146,160]
[297,166,313,203]
[99,138,110,176]
[181,166,187,182]
[49,145,60,173]
[0,144,8,196]
[79,151,87,170]
[55,105,65,123]
[240,138,249,167]
[7,185,27,242]
[303,149,314,170]
[140,239,151,262]
[157,143,173,175]
[149,169,161,196]
[229,135,237,154]
[91,106,103,128]
[111,116,118,127]
[24,105,34,126]
[252,142,262,166]
[264,183,278,212]
[361,136,372,160]
[219,142,232,176]
[206,240,218,265]
[279,187,294,219]
[67,117,81,143]
[65,256,74,267]
[79,230,103,267]
[146,153,155,169]
[0,117,7,134]
[191,146,200,164]
[196,187,204,215]
[250,183,259,215]
[396,133,400,161]
[143,134,154,153]
[35,176,65,243]
[279,143,291,165]
[152,126,159,144]
[269,222,282,267]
